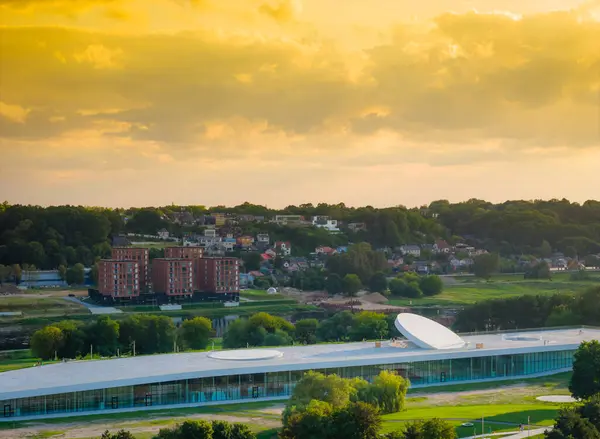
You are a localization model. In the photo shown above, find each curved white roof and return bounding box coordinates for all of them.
[394,313,466,350]
[1,327,596,400]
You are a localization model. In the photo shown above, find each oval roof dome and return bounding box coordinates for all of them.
[394,313,466,350]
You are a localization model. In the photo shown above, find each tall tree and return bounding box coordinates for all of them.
[180,317,213,350]
[570,340,600,400]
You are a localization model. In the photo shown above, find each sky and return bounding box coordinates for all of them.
[0,0,599,208]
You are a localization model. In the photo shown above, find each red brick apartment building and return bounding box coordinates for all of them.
[111,247,149,290]
[195,257,240,296]
[151,258,194,297]
[97,259,140,298]
[163,246,204,259]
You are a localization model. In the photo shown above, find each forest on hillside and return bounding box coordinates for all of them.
[1,199,599,269]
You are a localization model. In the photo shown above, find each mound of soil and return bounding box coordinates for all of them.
[361,292,389,304]
[0,284,20,295]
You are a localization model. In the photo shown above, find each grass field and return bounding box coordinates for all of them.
[240,289,286,301]
[389,275,600,306]
[0,296,89,317]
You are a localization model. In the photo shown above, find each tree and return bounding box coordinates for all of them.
[330,402,381,439]
[66,263,85,285]
[54,320,86,358]
[421,418,457,439]
[343,274,362,296]
[58,264,67,281]
[223,319,267,348]
[569,340,600,400]
[180,317,212,350]
[419,275,443,296]
[280,400,332,439]
[30,326,63,360]
[389,278,422,298]
[524,261,551,280]
[369,272,388,293]
[325,273,343,295]
[90,262,99,285]
[180,420,213,439]
[546,397,600,439]
[230,423,256,439]
[0,264,10,284]
[242,253,262,272]
[295,319,318,344]
[11,264,22,283]
[88,316,120,356]
[101,430,136,439]
[263,329,293,346]
[287,371,355,412]
[212,421,231,439]
[316,311,355,342]
[349,311,388,341]
[472,253,499,280]
[357,370,408,414]
[539,240,552,258]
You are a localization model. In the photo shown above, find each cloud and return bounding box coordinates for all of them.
[0,4,599,178]
[0,102,30,123]
[258,0,302,22]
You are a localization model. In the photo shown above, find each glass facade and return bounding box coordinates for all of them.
[0,349,575,419]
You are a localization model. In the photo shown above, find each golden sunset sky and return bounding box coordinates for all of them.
[1,0,599,208]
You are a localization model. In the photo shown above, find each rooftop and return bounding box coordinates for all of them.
[1,327,598,400]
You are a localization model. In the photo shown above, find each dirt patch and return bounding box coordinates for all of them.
[361,293,389,304]
[0,413,281,439]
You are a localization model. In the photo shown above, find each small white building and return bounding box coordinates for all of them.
[311,216,340,233]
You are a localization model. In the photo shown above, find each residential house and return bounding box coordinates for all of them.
[400,245,421,257]
[157,228,170,240]
[222,235,237,252]
[238,215,256,223]
[414,261,430,274]
[212,213,227,227]
[204,228,217,238]
[311,216,340,233]
[255,233,270,250]
[198,229,222,248]
[237,235,255,249]
[347,222,367,232]
[275,241,292,256]
[264,248,277,258]
[274,215,304,225]
[315,246,336,256]
[434,240,451,254]
[239,273,255,288]
[111,235,131,247]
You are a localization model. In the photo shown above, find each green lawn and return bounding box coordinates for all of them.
[408,372,571,396]
[0,297,88,315]
[240,289,286,301]
[389,277,599,306]
[381,403,558,438]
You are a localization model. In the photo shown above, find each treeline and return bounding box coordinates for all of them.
[453,286,600,332]
[0,204,119,270]
[223,311,400,349]
[30,315,212,360]
[29,310,400,360]
[4,198,600,268]
[545,342,600,438]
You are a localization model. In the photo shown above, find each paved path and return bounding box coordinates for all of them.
[62,296,122,314]
[462,427,549,439]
